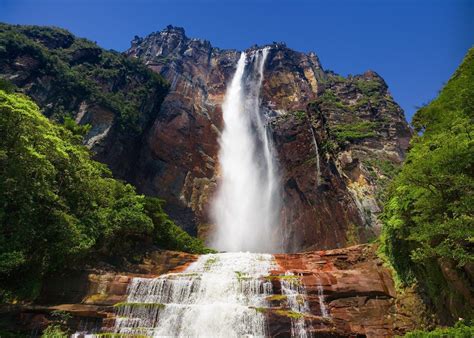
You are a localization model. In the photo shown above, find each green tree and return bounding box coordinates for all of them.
[0,90,210,302]
[380,48,474,321]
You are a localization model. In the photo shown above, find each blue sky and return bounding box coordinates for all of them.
[1,0,473,121]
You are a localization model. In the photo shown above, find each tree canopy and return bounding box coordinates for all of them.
[381,48,473,321]
[0,89,210,302]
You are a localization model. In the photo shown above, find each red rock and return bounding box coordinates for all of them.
[9,245,430,337]
[125,27,412,252]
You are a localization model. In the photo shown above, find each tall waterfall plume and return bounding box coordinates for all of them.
[211,48,281,253]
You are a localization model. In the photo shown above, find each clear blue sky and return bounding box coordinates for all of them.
[1,0,473,121]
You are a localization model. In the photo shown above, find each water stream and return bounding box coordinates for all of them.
[280,272,313,337]
[113,253,275,337]
[73,48,331,338]
[211,49,281,253]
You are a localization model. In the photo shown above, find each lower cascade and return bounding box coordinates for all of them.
[100,252,324,337]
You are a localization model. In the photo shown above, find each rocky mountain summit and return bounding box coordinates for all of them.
[125,25,412,251]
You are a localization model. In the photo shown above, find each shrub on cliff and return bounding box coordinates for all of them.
[403,319,474,337]
[0,23,168,132]
[381,48,474,321]
[0,90,209,302]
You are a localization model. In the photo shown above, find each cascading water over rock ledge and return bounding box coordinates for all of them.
[107,253,322,338]
[112,253,275,336]
[211,48,282,253]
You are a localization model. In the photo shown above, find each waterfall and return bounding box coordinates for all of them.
[317,283,329,318]
[280,272,312,337]
[74,49,317,338]
[211,48,281,253]
[308,122,321,186]
[111,253,275,337]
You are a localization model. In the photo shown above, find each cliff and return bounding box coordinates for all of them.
[0,23,168,181]
[125,26,412,250]
[0,23,412,251]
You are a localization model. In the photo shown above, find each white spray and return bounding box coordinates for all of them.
[112,253,275,337]
[211,48,281,252]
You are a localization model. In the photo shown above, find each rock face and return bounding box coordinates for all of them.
[2,250,198,334]
[126,26,412,250]
[0,23,168,182]
[268,245,425,337]
[8,245,429,337]
[0,23,412,251]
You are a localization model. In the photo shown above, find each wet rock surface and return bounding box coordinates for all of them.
[1,250,197,333]
[6,245,427,337]
[262,245,427,337]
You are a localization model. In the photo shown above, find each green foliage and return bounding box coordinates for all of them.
[62,116,91,136]
[402,320,474,337]
[41,324,68,338]
[275,309,305,319]
[0,91,210,302]
[293,110,307,120]
[41,310,71,337]
[331,121,377,143]
[319,138,337,154]
[234,271,251,281]
[0,78,16,93]
[0,23,168,132]
[254,307,267,313]
[144,197,214,254]
[267,294,287,301]
[356,79,383,96]
[318,89,350,110]
[381,48,474,320]
[319,89,339,103]
[0,330,28,338]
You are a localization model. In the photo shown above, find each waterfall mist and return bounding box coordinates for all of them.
[211,48,282,253]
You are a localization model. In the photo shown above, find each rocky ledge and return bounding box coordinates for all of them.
[0,250,198,334]
[265,245,426,337]
[3,245,429,337]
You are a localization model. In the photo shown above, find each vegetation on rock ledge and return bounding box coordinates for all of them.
[402,320,474,337]
[0,23,168,132]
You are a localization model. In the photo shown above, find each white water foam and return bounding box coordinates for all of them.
[112,252,275,337]
[211,48,281,253]
[280,272,312,338]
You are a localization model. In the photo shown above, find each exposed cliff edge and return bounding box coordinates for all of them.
[125,25,412,251]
